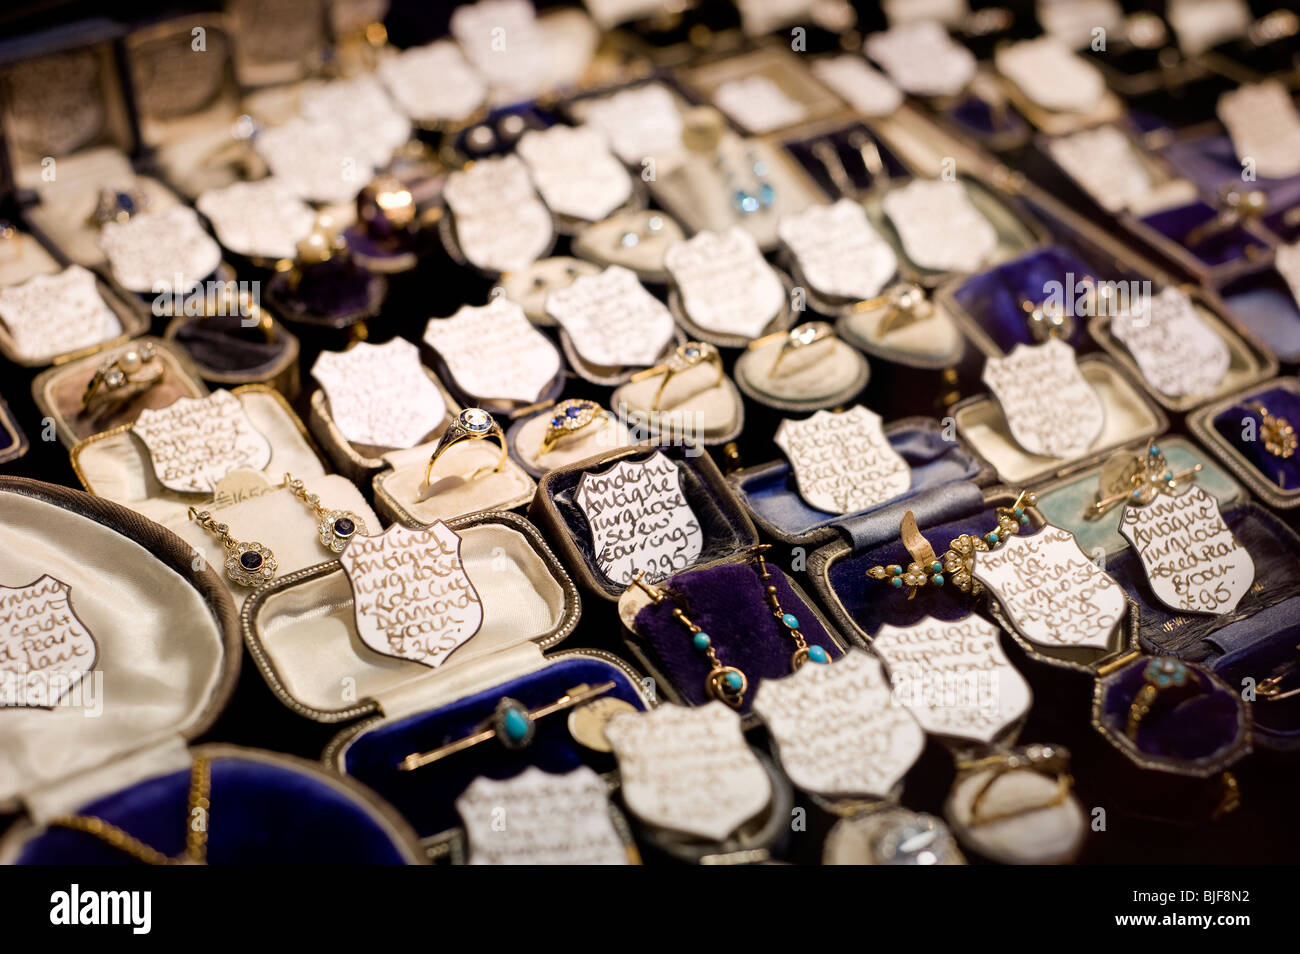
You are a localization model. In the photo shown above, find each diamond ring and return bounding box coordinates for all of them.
[423,407,508,486]
[627,342,723,409]
[538,399,606,455]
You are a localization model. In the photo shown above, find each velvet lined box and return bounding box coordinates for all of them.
[1188,376,1300,511]
[728,415,997,548]
[241,509,658,856]
[529,442,760,602]
[164,313,302,399]
[0,476,425,864]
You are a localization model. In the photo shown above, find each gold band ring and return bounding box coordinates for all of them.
[751,321,834,376]
[424,407,508,485]
[1125,657,1200,741]
[628,342,723,410]
[957,744,1074,827]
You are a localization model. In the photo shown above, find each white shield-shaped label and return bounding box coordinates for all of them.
[0,265,121,362]
[196,179,318,261]
[255,117,376,206]
[774,406,911,514]
[99,205,223,293]
[456,766,631,865]
[712,75,807,133]
[1111,287,1229,398]
[994,37,1105,114]
[378,41,486,124]
[880,178,997,273]
[132,390,273,494]
[0,575,98,708]
[777,199,898,302]
[339,522,483,668]
[545,265,675,368]
[752,650,924,799]
[312,339,447,449]
[444,154,553,274]
[1118,485,1255,615]
[423,298,561,403]
[583,83,684,165]
[664,228,785,339]
[1218,80,1300,180]
[982,339,1105,459]
[516,124,633,223]
[864,21,976,98]
[874,615,1032,744]
[605,701,772,841]
[972,525,1125,651]
[573,451,703,585]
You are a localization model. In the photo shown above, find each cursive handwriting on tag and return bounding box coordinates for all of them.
[424,297,561,403]
[574,451,703,585]
[517,124,633,223]
[778,199,898,301]
[0,575,98,708]
[982,339,1105,459]
[1111,287,1228,399]
[0,265,121,362]
[971,525,1126,651]
[752,650,924,799]
[774,406,911,514]
[312,339,447,449]
[873,615,1031,744]
[131,391,273,494]
[1118,485,1254,615]
[339,522,483,668]
[881,178,997,273]
[665,228,785,339]
[443,154,554,274]
[456,766,631,865]
[605,701,772,841]
[545,265,675,367]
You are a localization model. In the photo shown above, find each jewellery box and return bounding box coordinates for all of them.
[1188,376,1300,510]
[0,476,424,864]
[68,384,380,601]
[950,353,1169,488]
[529,442,760,602]
[0,395,27,465]
[32,336,209,448]
[163,311,302,399]
[1216,265,1300,364]
[729,415,997,549]
[240,509,656,856]
[731,324,870,412]
[0,21,202,278]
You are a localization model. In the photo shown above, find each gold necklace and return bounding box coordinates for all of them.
[46,758,211,865]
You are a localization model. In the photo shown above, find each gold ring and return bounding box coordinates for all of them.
[538,399,606,456]
[80,342,162,413]
[956,744,1073,827]
[1257,643,1300,702]
[1184,186,1267,247]
[1245,401,1297,459]
[855,282,932,335]
[423,407,508,486]
[627,342,723,410]
[751,321,834,376]
[1125,657,1201,741]
[88,187,151,228]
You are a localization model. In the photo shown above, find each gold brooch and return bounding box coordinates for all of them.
[1245,401,1297,459]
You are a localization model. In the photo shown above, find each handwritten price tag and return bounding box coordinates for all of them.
[517,124,633,223]
[1118,485,1254,615]
[0,265,121,362]
[444,155,554,274]
[881,178,997,274]
[545,265,675,368]
[423,297,561,403]
[605,701,772,841]
[1111,287,1229,399]
[456,766,631,865]
[752,650,924,799]
[131,391,272,494]
[873,615,1031,744]
[339,522,483,668]
[774,406,910,514]
[972,525,1126,651]
[574,451,703,586]
[665,228,785,339]
[778,199,898,302]
[0,575,98,708]
[312,339,447,449]
[982,339,1105,459]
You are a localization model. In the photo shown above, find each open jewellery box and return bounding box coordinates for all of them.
[728,415,998,550]
[68,384,379,602]
[0,225,148,369]
[0,21,212,287]
[31,336,209,449]
[1033,434,1299,753]
[803,484,1252,795]
[240,509,657,856]
[162,310,302,400]
[0,477,424,864]
[528,441,760,603]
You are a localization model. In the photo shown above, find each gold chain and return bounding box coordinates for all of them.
[188,508,237,551]
[282,472,325,518]
[47,758,211,865]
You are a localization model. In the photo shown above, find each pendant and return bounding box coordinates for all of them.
[318,509,367,553]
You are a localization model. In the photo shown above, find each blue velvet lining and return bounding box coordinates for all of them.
[1137,200,1269,267]
[829,505,1005,638]
[1099,659,1242,761]
[17,756,412,864]
[1161,134,1300,215]
[950,245,1100,352]
[733,420,984,542]
[631,561,843,714]
[1211,598,1300,747]
[1219,272,1300,363]
[1212,386,1300,491]
[944,94,1029,141]
[342,657,646,839]
[545,445,757,597]
[782,123,908,198]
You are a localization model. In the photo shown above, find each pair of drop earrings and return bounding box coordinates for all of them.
[189,473,368,587]
[632,545,829,709]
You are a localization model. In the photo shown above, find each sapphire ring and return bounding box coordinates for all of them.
[538,399,607,456]
[88,186,151,228]
[628,342,723,410]
[424,407,508,486]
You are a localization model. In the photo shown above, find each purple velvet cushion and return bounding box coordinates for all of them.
[1212,387,1300,490]
[632,561,843,713]
[1100,660,1242,761]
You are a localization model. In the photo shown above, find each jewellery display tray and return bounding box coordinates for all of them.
[0,477,424,864]
[241,509,656,856]
[529,441,759,602]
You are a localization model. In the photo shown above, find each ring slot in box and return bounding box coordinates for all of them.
[241,510,655,854]
[164,313,301,398]
[0,476,424,864]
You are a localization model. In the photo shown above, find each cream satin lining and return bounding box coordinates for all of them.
[0,494,224,805]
